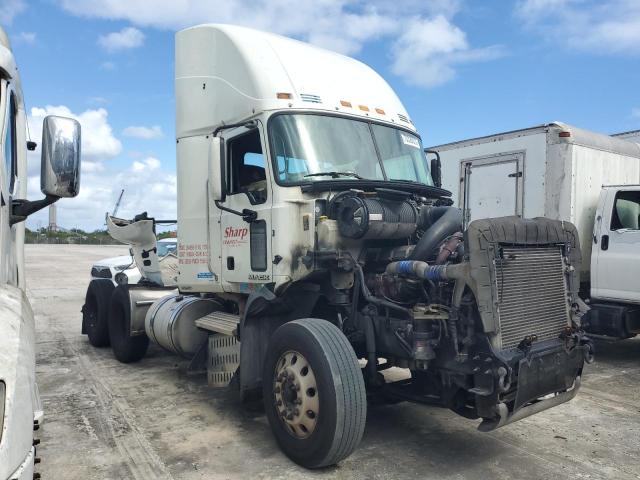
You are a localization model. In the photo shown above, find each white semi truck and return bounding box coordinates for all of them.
[431,122,640,339]
[0,28,81,480]
[82,25,593,468]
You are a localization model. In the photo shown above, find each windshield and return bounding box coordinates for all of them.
[157,241,177,257]
[269,114,433,186]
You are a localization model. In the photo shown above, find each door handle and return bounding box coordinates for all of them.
[601,235,609,251]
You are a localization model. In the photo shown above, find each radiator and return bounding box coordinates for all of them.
[495,246,570,349]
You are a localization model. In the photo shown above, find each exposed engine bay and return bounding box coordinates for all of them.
[241,187,594,429]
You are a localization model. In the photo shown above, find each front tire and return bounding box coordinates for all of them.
[263,319,367,468]
[108,286,149,363]
[83,280,114,347]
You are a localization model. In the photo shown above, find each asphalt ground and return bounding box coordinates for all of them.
[26,244,640,480]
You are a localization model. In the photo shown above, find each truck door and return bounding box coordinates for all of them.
[592,187,640,303]
[460,152,524,225]
[219,124,273,290]
[0,82,18,285]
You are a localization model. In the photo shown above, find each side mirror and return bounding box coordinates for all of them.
[208,136,225,202]
[426,149,442,188]
[41,115,81,198]
[10,115,81,225]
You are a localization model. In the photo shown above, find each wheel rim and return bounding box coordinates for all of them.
[273,350,319,439]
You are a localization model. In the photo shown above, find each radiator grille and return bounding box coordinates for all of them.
[496,246,569,349]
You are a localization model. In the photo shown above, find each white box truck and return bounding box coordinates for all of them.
[82,26,593,468]
[431,122,640,339]
[0,27,82,480]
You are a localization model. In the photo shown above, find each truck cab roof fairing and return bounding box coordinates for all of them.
[174,24,414,139]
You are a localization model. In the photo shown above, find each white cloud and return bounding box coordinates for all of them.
[123,125,163,139]
[515,0,640,55]
[98,26,145,52]
[13,31,36,44]
[100,61,116,70]
[391,15,505,88]
[132,157,161,172]
[24,104,175,231]
[0,0,26,25]
[631,108,640,119]
[56,0,499,87]
[26,163,177,231]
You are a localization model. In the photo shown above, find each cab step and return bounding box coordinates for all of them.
[195,311,240,336]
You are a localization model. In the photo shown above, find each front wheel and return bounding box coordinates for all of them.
[263,319,367,468]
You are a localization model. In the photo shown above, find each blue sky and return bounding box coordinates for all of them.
[2,0,639,230]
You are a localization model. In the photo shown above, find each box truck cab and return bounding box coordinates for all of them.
[589,185,640,336]
[0,27,81,480]
[432,123,640,339]
[83,25,592,469]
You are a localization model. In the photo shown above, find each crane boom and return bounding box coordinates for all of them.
[112,189,125,217]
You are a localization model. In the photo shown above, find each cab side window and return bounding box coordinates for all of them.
[226,129,267,205]
[611,190,640,231]
[3,92,17,195]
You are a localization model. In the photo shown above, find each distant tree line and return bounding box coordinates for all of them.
[26,227,177,245]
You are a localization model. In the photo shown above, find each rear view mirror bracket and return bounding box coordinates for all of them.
[10,195,58,226]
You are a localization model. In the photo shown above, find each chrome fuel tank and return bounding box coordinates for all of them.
[145,294,219,357]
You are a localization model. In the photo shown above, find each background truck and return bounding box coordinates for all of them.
[0,27,81,480]
[82,25,592,469]
[431,122,640,339]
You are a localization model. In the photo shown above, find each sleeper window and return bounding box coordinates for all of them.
[227,129,267,205]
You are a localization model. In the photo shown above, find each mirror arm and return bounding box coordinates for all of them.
[214,200,257,223]
[10,194,59,226]
[212,120,258,137]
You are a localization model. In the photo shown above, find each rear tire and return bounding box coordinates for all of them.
[83,280,114,347]
[263,319,367,468]
[108,286,149,363]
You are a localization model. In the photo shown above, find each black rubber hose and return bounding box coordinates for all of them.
[410,206,463,261]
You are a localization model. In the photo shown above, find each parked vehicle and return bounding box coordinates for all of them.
[431,122,640,339]
[83,25,592,468]
[0,27,81,480]
[612,129,640,144]
[90,237,177,285]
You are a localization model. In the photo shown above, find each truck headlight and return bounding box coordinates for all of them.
[115,264,131,271]
[0,381,5,442]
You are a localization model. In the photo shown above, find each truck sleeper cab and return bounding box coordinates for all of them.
[83,24,592,469]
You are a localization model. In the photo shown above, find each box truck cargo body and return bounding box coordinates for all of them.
[431,123,640,338]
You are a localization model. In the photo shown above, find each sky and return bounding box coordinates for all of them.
[1,0,639,231]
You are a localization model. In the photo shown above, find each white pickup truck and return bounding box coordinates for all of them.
[90,237,177,285]
[0,28,81,479]
[431,122,640,339]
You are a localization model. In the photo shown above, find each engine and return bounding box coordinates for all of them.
[311,188,592,429]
